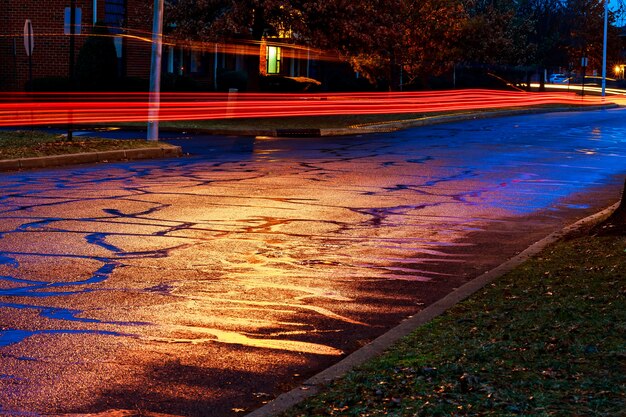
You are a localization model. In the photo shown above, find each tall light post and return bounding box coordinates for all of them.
[602,0,608,97]
[68,0,76,142]
[147,0,164,141]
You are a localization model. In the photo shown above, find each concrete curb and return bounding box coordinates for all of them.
[244,200,619,417]
[0,144,183,172]
[319,104,619,136]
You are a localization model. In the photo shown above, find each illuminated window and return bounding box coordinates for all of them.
[267,45,281,74]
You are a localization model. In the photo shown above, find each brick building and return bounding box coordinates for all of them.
[0,0,153,91]
[1,1,347,92]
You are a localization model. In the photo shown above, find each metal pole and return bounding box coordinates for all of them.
[13,37,17,89]
[69,0,75,82]
[453,64,456,89]
[68,0,76,141]
[582,61,586,97]
[306,48,310,78]
[214,42,218,90]
[601,0,608,97]
[147,0,164,141]
[27,28,33,91]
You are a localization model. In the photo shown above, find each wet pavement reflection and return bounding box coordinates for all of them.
[2,109,626,416]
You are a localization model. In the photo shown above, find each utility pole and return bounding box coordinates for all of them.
[69,0,75,81]
[147,0,164,141]
[602,0,608,97]
[68,0,76,142]
[582,56,588,96]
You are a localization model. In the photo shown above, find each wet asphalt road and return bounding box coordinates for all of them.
[2,108,626,416]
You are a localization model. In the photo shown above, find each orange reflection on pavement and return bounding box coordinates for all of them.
[150,324,344,356]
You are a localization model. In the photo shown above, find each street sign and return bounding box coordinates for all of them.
[23,19,33,57]
[581,57,588,67]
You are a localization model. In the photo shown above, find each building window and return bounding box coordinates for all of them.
[105,0,126,72]
[104,0,126,29]
[267,45,281,74]
[64,7,82,35]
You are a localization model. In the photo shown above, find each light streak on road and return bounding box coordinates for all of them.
[535,82,626,98]
[0,90,614,128]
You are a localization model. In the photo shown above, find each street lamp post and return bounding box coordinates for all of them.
[68,0,76,142]
[602,0,608,97]
[147,0,164,141]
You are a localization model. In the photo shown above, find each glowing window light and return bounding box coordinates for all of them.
[267,46,281,74]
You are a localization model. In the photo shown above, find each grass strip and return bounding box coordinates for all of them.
[131,105,584,131]
[158,113,442,130]
[281,233,626,416]
[0,130,156,160]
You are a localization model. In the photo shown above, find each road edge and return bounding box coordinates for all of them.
[243,199,620,417]
[0,144,183,172]
[330,104,619,136]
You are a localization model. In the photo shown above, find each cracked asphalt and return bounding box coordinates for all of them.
[1,108,626,416]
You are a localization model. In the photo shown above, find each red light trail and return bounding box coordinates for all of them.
[0,90,615,128]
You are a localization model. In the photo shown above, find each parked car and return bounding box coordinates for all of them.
[549,74,570,84]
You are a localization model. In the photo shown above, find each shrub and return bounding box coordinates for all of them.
[162,73,204,91]
[325,74,374,92]
[217,70,249,91]
[74,22,119,90]
[259,75,321,92]
[116,76,149,92]
[29,77,71,92]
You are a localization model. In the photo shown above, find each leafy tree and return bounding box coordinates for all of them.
[459,0,537,67]
[166,0,306,40]
[565,0,622,75]
[401,0,466,87]
[300,0,466,89]
[164,0,626,90]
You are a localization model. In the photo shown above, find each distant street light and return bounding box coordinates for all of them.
[147,0,164,141]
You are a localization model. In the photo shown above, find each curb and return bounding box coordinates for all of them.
[319,104,619,136]
[244,199,619,417]
[0,144,183,172]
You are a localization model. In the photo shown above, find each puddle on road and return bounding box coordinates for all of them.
[0,328,128,348]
